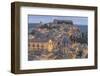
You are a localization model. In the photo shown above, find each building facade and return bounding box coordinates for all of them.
[28,39,55,52]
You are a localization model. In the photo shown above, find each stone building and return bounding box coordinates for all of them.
[28,39,54,52]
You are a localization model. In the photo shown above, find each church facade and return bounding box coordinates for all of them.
[28,39,55,52]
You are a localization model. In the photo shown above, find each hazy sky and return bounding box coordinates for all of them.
[28,15,88,25]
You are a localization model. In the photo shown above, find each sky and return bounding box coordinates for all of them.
[28,15,88,25]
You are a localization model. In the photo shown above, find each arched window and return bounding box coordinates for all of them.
[33,44,35,47]
[37,44,39,48]
[28,44,30,47]
[58,42,60,45]
[41,45,44,48]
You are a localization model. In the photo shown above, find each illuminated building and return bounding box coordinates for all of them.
[28,39,54,52]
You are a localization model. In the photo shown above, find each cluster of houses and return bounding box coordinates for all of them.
[28,19,88,60]
[28,19,74,51]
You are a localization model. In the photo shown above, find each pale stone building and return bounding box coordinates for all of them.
[28,39,55,52]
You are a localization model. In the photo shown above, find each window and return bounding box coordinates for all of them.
[33,44,35,47]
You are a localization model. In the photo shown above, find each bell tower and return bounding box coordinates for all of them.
[48,40,53,52]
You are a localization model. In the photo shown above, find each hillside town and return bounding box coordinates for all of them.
[28,19,88,60]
